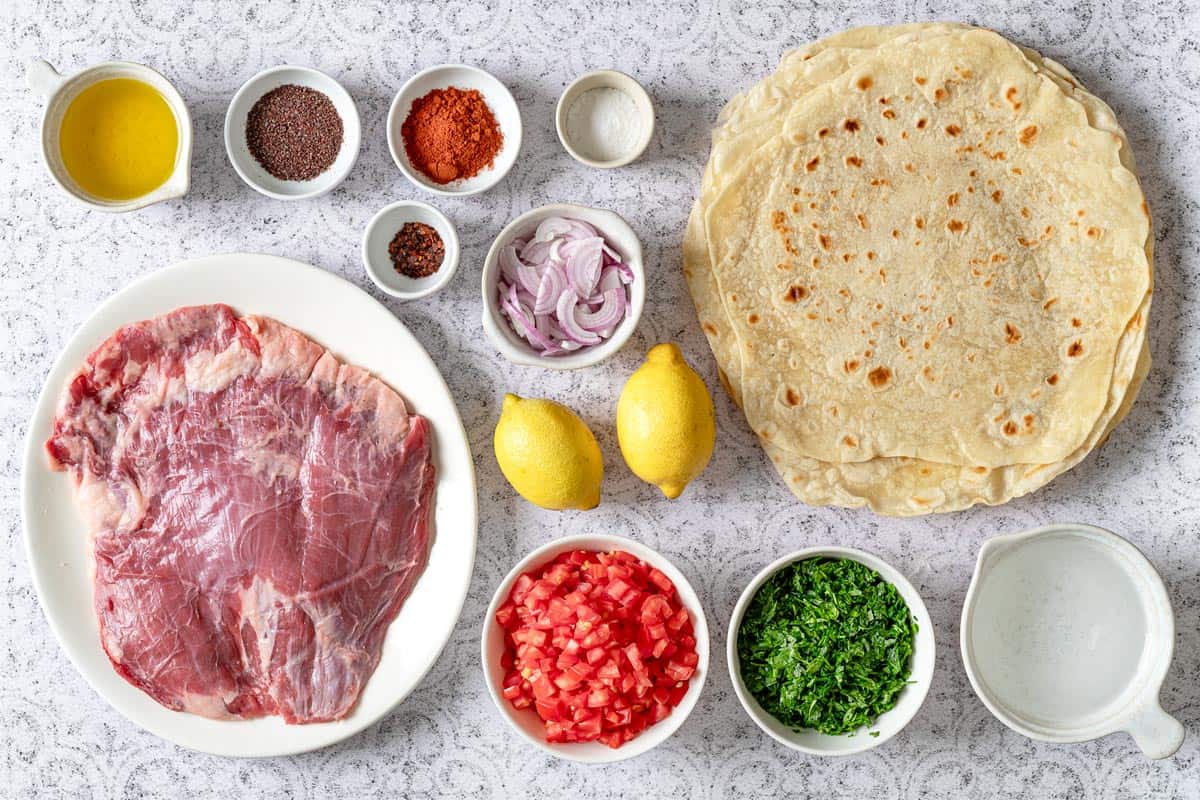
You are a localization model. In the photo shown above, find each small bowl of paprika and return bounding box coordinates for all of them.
[362,200,460,301]
[387,64,522,197]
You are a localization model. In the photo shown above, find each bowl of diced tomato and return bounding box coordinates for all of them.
[482,533,709,763]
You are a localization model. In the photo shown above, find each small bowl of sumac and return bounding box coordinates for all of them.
[361,200,460,301]
[482,533,709,764]
[225,64,361,201]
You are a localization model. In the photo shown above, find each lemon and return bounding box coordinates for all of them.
[494,394,603,510]
[617,343,716,499]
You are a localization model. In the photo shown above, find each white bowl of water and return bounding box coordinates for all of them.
[961,523,1183,759]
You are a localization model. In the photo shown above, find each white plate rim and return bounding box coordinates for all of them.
[20,253,478,757]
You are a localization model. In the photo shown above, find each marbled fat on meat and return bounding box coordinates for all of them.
[45,304,436,724]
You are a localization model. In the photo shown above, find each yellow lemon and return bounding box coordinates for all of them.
[617,343,715,498]
[494,394,603,510]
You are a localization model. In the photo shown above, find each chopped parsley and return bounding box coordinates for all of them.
[736,557,916,737]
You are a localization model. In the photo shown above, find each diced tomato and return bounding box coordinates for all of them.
[664,661,695,682]
[511,574,534,603]
[496,547,699,750]
[547,596,575,624]
[640,594,672,623]
[666,607,689,632]
[554,671,583,691]
[648,568,674,594]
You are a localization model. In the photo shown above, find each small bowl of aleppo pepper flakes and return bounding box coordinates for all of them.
[224,64,361,200]
[728,546,935,756]
[362,200,460,301]
[386,63,522,197]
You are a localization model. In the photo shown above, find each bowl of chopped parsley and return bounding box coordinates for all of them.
[728,547,934,755]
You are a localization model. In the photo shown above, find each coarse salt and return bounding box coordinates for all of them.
[565,87,641,163]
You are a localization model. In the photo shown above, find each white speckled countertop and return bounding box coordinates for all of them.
[3,1,1199,797]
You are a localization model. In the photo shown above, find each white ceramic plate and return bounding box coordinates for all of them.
[21,253,477,757]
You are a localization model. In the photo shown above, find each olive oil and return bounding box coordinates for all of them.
[59,78,178,201]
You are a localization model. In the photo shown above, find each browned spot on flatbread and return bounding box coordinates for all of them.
[1019,125,1038,145]
[748,313,759,325]
[1067,341,1084,357]
[702,322,717,335]
[947,192,959,207]
[916,117,928,129]
[914,76,927,85]
[1043,297,1058,310]
[818,234,832,250]
[1003,420,1018,436]
[842,435,857,448]
[818,127,830,138]
[1071,317,1082,328]
[784,285,809,302]
[947,219,965,233]
[785,387,800,406]
[875,135,886,146]
[805,156,820,172]
[844,359,860,373]
[856,213,868,229]
[934,87,948,102]
[843,118,860,133]
[991,189,1003,203]
[914,216,925,230]
[856,76,873,91]
[1005,86,1021,109]
[845,155,863,167]
[867,365,892,387]
[944,124,961,136]
[1047,373,1059,385]
[1086,226,1102,239]
[881,109,896,120]
[1004,323,1022,344]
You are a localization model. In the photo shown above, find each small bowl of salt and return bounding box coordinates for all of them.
[555,70,654,169]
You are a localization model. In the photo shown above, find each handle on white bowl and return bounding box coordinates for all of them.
[26,59,63,98]
[1125,698,1184,759]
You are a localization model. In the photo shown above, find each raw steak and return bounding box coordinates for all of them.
[45,304,436,724]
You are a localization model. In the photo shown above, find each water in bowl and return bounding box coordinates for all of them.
[970,533,1148,727]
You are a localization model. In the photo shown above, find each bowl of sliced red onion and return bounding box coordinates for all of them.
[481,204,644,369]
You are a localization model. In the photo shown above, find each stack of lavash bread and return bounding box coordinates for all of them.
[684,23,1152,516]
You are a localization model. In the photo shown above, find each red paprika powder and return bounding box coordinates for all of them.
[400,87,504,184]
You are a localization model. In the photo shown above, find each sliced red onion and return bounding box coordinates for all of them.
[563,237,604,297]
[556,291,601,346]
[534,261,567,315]
[575,288,626,332]
[493,215,634,357]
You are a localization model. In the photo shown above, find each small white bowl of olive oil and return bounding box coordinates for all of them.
[26,59,192,213]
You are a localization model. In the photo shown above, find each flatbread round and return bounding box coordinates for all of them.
[684,24,1152,515]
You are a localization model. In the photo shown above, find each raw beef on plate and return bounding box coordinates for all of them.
[45,304,436,724]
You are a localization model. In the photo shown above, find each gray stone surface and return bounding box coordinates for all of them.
[2,1,1198,797]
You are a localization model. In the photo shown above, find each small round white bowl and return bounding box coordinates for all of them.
[26,58,192,212]
[961,523,1183,759]
[728,546,935,756]
[481,203,645,370]
[386,64,521,197]
[361,201,460,301]
[555,70,654,168]
[482,533,709,764]
[224,65,361,201]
